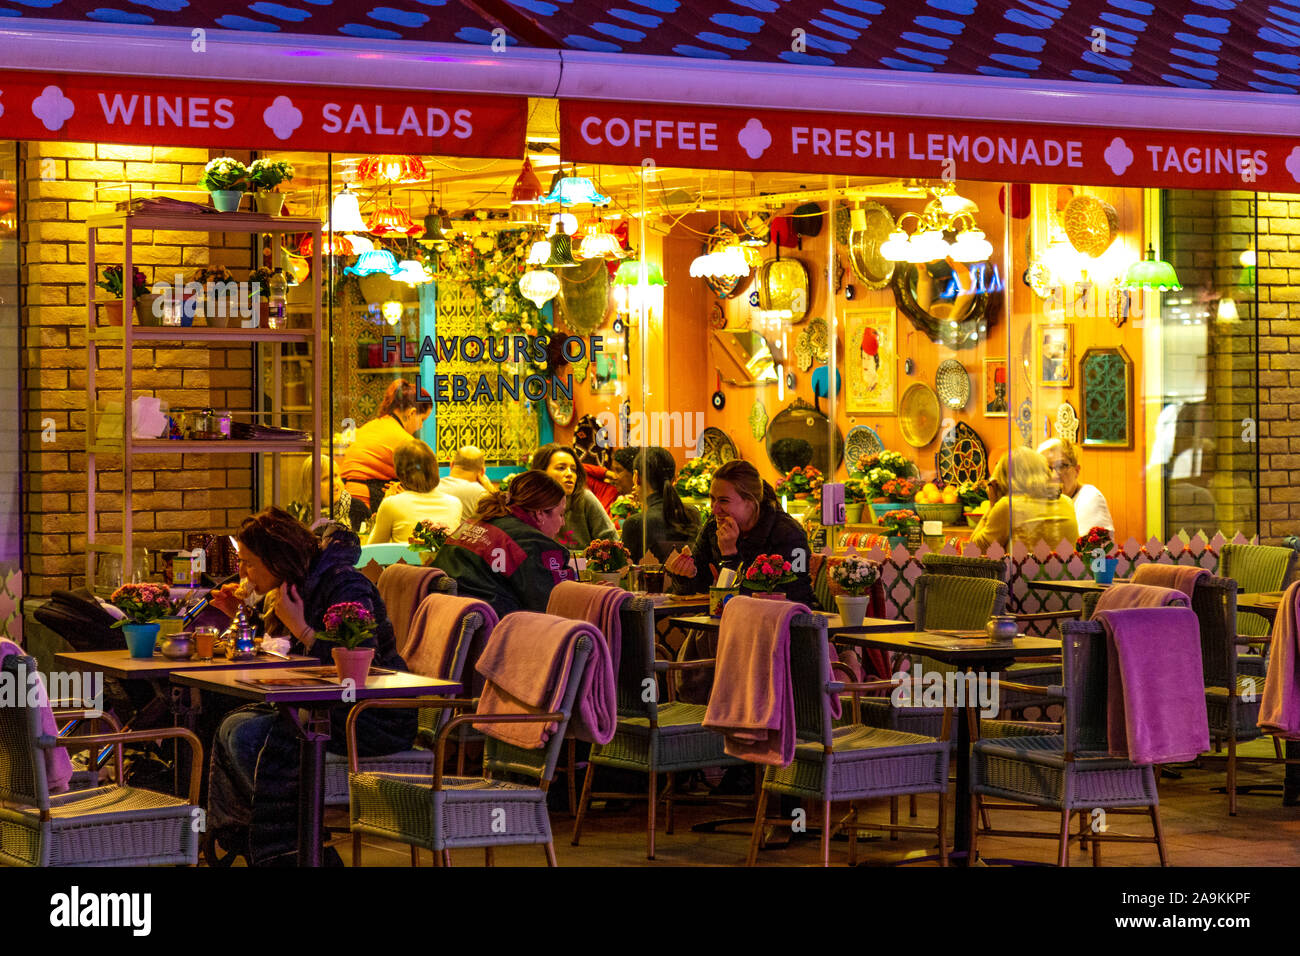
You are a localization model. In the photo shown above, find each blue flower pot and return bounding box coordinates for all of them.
[870,502,896,522]
[123,622,160,659]
[1092,557,1119,585]
[210,189,244,213]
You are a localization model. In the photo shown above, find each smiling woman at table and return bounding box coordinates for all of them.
[205,508,416,867]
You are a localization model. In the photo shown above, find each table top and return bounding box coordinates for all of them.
[171,666,461,704]
[652,594,712,618]
[1239,591,1284,617]
[849,630,1061,665]
[54,649,317,680]
[667,613,902,636]
[1027,578,1119,594]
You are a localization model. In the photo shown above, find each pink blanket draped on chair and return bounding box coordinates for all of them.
[546,581,628,676]
[377,564,447,651]
[474,612,616,749]
[1129,563,1209,599]
[702,597,833,767]
[401,592,498,685]
[1093,607,1210,764]
[1094,582,1190,613]
[0,640,73,793]
[1259,581,1300,737]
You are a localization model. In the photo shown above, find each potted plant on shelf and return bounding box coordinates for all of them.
[859,450,918,521]
[1075,526,1119,584]
[96,265,152,326]
[958,480,991,528]
[583,538,631,585]
[829,553,880,626]
[878,509,920,549]
[741,553,797,600]
[248,158,295,215]
[408,520,451,565]
[249,267,273,327]
[775,465,823,502]
[199,157,251,213]
[316,601,378,686]
[843,476,869,524]
[109,583,177,658]
[189,265,234,327]
[674,458,714,502]
[609,493,640,531]
[876,476,920,525]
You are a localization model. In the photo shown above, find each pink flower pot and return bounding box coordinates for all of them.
[332,646,375,687]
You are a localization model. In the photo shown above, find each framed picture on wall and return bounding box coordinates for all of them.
[1079,346,1134,448]
[844,307,897,414]
[590,350,619,395]
[982,358,1009,418]
[1037,324,1073,388]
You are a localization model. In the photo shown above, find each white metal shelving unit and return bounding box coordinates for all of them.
[85,208,323,587]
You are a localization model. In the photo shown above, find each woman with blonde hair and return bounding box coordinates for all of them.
[366,440,463,545]
[970,446,1079,550]
[1037,437,1114,534]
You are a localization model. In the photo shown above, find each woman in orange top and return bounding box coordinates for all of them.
[341,379,432,529]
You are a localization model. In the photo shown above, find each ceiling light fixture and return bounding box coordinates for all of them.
[519,269,561,307]
[510,157,543,205]
[327,183,367,233]
[357,155,427,185]
[539,166,610,206]
[880,184,992,264]
[1122,245,1182,291]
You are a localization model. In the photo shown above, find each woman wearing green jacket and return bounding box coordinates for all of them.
[429,470,578,618]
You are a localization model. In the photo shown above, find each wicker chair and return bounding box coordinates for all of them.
[920,553,1006,580]
[571,596,745,859]
[0,653,203,866]
[970,618,1169,867]
[1219,543,1297,678]
[324,589,485,808]
[346,634,594,866]
[746,613,951,866]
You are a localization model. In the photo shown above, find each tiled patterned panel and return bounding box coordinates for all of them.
[10,2,1300,95]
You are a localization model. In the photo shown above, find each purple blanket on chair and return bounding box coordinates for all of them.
[1094,607,1209,764]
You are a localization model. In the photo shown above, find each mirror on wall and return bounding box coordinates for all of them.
[892,258,1000,350]
[765,398,844,474]
[713,329,779,385]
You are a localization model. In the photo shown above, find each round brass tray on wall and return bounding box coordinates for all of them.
[846,202,896,290]
[898,382,942,448]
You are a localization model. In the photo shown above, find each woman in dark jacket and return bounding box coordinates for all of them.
[620,446,701,563]
[206,509,415,866]
[529,443,615,550]
[430,469,578,619]
[664,459,817,608]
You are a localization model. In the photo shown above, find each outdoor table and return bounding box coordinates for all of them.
[652,594,712,619]
[667,612,902,637]
[55,648,318,789]
[1238,591,1284,623]
[1027,578,1119,595]
[850,630,1061,867]
[171,666,460,867]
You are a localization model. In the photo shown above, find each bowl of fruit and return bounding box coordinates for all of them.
[912,482,964,526]
[963,499,992,527]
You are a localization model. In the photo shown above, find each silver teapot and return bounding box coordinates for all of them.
[223,605,258,661]
[985,614,1019,644]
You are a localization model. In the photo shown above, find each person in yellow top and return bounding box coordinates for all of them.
[969,446,1079,552]
[341,379,432,530]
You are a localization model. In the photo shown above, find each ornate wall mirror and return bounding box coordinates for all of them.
[1079,346,1134,448]
[713,329,779,386]
[757,257,810,322]
[892,259,1000,350]
[765,397,844,475]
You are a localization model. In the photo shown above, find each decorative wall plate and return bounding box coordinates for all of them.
[749,399,769,440]
[1017,399,1033,446]
[696,426,738,466]
[795,339,813,371]
[937,421,988,486]
[847,202,896,290]
[898,382,941,448]
[1056,401,1079,444]
[709,302,727,329]
[806,315,828,358]
[834,205,852,247]
[846,425,884,466]
[935,359,970,410]
[1062,195,1119,257]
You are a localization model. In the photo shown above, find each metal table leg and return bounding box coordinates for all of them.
[286,705,330,868]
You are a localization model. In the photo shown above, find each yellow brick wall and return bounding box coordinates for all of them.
[1257,191,1300,541]
[22,143,256,595]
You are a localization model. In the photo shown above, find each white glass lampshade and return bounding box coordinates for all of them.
[328,185,368,233]
[381,300,404,324]
[519,269,561,307]
[393,259,433,285]
[950,227,994,263]
[579,231,622,259]
[527,239,553,265]
[908,230,949,263]
[879,229,912,262]
[547,212,578,237]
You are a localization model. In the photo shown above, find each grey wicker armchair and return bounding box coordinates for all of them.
[1219,543,1296,678]
[0,653,203,866]
[746,613,951,866]
[346,635,594,866]
[571,595,745,859]
[970,618,1169,866]
[920,553,1006,580]
[324,588,485,808]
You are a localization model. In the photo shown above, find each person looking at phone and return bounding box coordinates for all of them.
[663,459,816,607]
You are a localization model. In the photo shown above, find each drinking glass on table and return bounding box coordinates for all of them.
[193,626,218,662]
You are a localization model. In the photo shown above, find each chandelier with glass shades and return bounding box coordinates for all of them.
[879,184,994,264]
